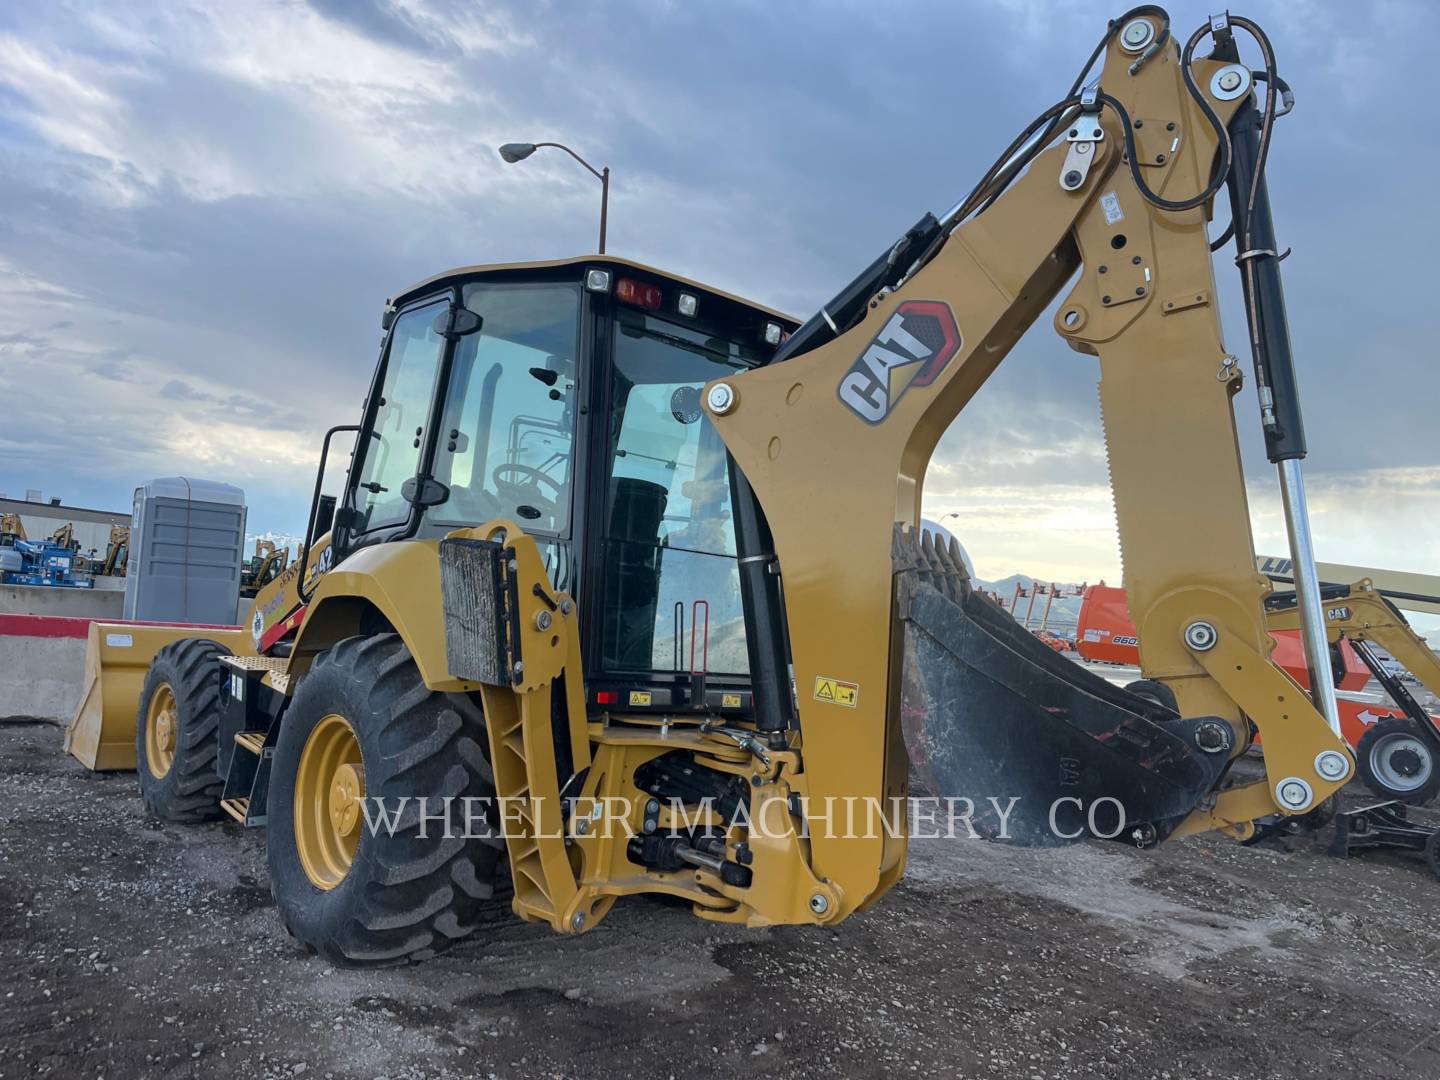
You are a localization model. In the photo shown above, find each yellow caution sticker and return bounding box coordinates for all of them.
[628,690,653,706]
[813,676,859,708]
[721,693,743,709]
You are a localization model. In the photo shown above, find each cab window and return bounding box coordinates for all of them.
[352,298,447,533]
[430,283,581,536]
[600,308,754,676]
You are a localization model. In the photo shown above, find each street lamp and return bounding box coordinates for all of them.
[498,141,610,254]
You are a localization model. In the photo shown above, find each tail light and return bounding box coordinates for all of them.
[616,278,662,311]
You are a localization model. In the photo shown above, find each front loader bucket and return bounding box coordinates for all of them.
[895,527,1229,846]
[65,622,250,770]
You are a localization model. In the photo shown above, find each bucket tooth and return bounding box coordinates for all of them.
[893,524,1227,846]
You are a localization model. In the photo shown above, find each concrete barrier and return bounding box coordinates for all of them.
[0,615,91,721]
[0,583,125,618]
[0,613,240,727]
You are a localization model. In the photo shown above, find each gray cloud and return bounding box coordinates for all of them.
[0,0,1435,604]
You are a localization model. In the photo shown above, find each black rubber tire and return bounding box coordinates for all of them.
[1425,831,1440,880]
[135,638,231,823]
[1124,678,1180,714]
[1356,718,1440,804]
[266,634,503,967]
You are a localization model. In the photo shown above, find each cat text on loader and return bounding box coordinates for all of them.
[68,7,1362,966]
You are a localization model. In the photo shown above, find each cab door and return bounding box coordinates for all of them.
[343,296,450,544]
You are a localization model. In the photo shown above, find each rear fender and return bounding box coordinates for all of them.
[293,539,472,691]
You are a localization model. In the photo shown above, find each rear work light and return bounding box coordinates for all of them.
[676,292,699,317]
[584,267,612,293]
[763,321,784,346]
[616,277,662,311]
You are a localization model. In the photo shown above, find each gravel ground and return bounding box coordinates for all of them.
[3,719,1440,1080]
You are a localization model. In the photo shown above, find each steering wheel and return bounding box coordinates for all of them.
[491,463,564,517]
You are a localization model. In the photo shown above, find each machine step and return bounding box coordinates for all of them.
[234,731,266,755]
[220,797,250,824]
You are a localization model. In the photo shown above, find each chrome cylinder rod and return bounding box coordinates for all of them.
[1277,458,1341,735]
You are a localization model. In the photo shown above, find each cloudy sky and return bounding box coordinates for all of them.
[1,1,1435,621]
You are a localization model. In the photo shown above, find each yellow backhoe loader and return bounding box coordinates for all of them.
[67,8,1366,966]
[241,539,291,599]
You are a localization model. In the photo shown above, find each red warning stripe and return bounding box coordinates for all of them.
[0,614,241,640]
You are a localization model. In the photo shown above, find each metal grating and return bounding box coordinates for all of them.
[439,537,511,686]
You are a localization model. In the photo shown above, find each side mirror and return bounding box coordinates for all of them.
[433,306,483,339]
[401,476,450,508]
[314,494,337,538]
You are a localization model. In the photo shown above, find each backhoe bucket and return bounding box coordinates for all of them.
[894,527,1229,846]
[65,622,250,770]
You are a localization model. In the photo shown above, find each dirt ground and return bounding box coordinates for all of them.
[4,720,1440,1080]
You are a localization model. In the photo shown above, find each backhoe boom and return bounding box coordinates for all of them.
[705,9,1352,908]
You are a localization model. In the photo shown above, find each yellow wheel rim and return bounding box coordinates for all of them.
[144,683,178,780]
[294,714,365,890]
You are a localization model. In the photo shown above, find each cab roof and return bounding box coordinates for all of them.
[389,254,798,325]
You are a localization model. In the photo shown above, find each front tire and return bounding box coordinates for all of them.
[1356,718,1440,804]
[135,638,231,822]
[266,634,503,967]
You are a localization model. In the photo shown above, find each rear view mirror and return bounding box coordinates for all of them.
[314,494,337,538]
[433,306,483,339]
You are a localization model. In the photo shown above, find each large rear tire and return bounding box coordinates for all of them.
[1356,718,1440,805]
[266,634,503,967]
[135,638,231,823]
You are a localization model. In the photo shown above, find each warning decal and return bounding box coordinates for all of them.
[628,690,653,706]
[813,676,859,708]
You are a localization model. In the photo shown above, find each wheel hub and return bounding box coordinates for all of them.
[328,763,366,836]
[294,714,365,890]
[155,712,175,753]
[1370,732,1433,792]
[1390,747,1423,778]
[144,684,179,780]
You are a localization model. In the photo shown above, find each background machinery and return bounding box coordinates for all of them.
[1078,575,1440,803]
[1,517,95,589]
[241,540,290,599]
[68,8,1369,966]
[100,525,130,577]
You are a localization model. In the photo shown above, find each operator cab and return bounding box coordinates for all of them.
[328,257,797,718]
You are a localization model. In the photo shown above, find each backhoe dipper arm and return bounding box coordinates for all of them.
[706,8,1352,915]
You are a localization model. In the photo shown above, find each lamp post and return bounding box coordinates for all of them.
[498,142,610,254]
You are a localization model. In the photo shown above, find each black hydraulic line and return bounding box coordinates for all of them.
[727,461,793,734]
[1348,638,1440,754]
[1209,217,1236,252]
[770,212,940,365]
[1225,97,1306,462]
[1262,574,1440,611]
